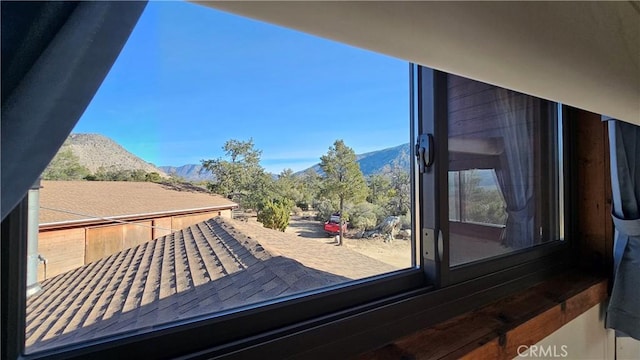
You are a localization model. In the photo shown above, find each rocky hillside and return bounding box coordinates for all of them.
[62,133,167,176]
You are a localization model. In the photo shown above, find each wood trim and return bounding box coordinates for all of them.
[573,109,613,272]
[449,221,503,242]
[357,272,607,360]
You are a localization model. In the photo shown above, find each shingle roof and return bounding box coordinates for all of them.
[25,217,396,353]
[38,181,237,225]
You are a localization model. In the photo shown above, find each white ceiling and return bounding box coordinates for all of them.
[200,1,640,126]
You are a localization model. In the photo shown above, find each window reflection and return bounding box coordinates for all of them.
[447,75,560,266]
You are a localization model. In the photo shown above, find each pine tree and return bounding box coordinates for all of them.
[319,140,367,245]
[201,139,273,210]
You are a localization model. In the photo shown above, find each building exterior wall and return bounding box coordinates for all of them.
[153,217,173,239]
[219,209,232,219]
[171,211,221,230]
[123,221,152,249]
[37,228,85,281]
[86,224,123,263]
[38,209,233,280]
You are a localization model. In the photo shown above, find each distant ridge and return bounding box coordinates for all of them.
[356,143,410,175]
[159,164,213,181]
[299,143,411,177]
[63,133,167,176]
[163,143,412,181]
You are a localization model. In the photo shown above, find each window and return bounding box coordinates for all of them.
[419,68,564,283]
[444,73,563,266]
[22,2,418,356]
[419,67,567,286]
[2,3,573,360]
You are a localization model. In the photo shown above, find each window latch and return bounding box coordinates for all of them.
[416,134,434,173]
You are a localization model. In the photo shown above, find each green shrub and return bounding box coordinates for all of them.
[257,199,293,232]
[313,199,337,221]
[348,202,382,231]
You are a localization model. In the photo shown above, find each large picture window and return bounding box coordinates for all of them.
[21,2,417,355]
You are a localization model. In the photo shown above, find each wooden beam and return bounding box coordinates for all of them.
[573,109,613,272]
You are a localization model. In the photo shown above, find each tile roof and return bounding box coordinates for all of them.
[38,181,237,225]
[25,217,397,354]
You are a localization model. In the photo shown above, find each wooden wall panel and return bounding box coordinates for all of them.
[153,217,173,239]
[123,221,152,249]
[171,212,217,230]
[38,228,86,281]
[85,225,123,264]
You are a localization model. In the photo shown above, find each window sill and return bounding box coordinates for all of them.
[357,271,608,359]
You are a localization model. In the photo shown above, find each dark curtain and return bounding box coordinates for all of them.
[606,119,640,340]
[1,1,147,220]
[494,89,537,249]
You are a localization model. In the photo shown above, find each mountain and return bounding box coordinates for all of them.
[62,133,167,176]
[356,143,411,175]
[159,164,213,181]
[300,143,411,177]
[164,143,412,181]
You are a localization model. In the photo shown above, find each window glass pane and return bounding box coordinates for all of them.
[448,172,460,221]
[447,75,561,266]
[450,169,507,226]
[25,2,412,353]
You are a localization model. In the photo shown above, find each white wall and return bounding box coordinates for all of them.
[513,303,640,360]
[514,303,613,360]
[617,336,640,360]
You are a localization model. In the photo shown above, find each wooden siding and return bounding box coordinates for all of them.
[86,225,123,264]
[153,217,172,239]
[171,211,219,230]
[38,228,85,281]
[123,221,152,249]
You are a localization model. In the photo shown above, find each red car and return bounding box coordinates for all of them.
[324,213,347,236]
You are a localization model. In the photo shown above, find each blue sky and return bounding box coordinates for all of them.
[74,2,409,174]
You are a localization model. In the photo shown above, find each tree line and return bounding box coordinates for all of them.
[200,138,410,245]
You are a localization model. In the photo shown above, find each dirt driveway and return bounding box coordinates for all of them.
[282,216,413,269]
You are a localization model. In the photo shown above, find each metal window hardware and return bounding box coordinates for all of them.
[416,133,434,173]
